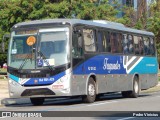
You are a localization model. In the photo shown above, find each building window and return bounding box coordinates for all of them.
[126,0,134,7]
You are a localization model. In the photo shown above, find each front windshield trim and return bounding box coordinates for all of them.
[8,27,70,70]
[8,31,37,69]
[39,28,69,33]
[38,27,70,68]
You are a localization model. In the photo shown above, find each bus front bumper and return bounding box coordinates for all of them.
[8,79,71,98]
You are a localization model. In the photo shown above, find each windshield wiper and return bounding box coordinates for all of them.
[18,54,32,72]
[38,51,55,72]
[18,47,35,72]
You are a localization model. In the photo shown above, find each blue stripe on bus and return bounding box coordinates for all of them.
[23,71,66,85]
[9,74,19,83]
[73,55,158,75]
[9,55,158,85]
[129,57,158,74]
[9,71,66,86]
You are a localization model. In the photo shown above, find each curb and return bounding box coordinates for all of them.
[156,82,160,87]
[0,98,31,106]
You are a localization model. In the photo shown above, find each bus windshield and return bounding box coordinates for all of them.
[39,28,70,67]
[8,27,70,69]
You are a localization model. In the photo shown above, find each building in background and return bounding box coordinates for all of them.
[108,0,153,18]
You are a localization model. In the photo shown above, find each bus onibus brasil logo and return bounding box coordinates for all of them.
[103,58,121,72]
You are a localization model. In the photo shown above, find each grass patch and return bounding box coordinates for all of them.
[0,68,7,73]
[0,68,7,80]
[142,85,160,93]
[0,77,7,80]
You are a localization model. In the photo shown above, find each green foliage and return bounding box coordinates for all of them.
[0,0,118,62]
[1,0,159,64]
[118,1,160,63]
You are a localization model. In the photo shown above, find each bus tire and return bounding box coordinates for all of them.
[82,77,96,103]
[130,76,140,98]
[121,76,140,98]
[30,98,44,106]
[121,91,130,98]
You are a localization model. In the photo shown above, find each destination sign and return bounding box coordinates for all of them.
[15,30,37,35]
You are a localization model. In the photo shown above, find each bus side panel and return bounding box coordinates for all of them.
[70,74,87,96]
[96,74,133,93]
[129,56,158,90]
[140,74,158,90]
[72,55,158,95]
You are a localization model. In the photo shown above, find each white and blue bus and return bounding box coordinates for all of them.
[7,19,158,105]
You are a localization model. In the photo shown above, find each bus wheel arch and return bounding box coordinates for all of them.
[122,74,140,98]
[82,75,97,103]
[132,74,140,98]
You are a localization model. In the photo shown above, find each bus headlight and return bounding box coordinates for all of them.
[9,79,19,86]
[52,73,71,90]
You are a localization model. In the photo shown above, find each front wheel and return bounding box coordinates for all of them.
[30,98,44,106]
[82,77,96,103]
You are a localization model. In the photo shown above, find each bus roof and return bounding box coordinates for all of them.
[13,19,154,36]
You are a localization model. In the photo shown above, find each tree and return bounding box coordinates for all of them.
[117,0,160,62]
[147,0,160,62]
[0,0,118,62]
[136,0,147,29]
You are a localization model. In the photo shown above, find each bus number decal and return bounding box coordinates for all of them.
[88,66,96,71]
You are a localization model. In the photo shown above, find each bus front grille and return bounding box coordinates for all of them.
[21,88,55,96]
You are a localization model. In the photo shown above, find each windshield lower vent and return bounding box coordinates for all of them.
[21,74,47,78]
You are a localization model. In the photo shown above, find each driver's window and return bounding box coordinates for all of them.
[72,29,83,58]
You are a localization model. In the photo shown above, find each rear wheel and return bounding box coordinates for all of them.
[82,77,96,103]
[30,98,44,106]
[130,76,140,98]
[122,76,140,98]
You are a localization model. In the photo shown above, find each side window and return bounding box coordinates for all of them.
[150,38,155,56]
[134,36,144,55]
[110,32,122,53]
[117,33,123,53]
[83,29,96,52]
[110,32,117,53]
[144,37,150,55]
[123,34,128,54]
[97,31,103,52]
[128,35,134,54]
[139,37,144,55]
[103,31,111,52]
[123,34,134,54]
[97,30,111,52]
[72,28,83,58]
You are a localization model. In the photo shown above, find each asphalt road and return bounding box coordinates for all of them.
[0,91,160,120]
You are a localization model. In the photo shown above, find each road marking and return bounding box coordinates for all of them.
[87,94,160,107]
[87,100,118,106]
[116,117,135,120]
